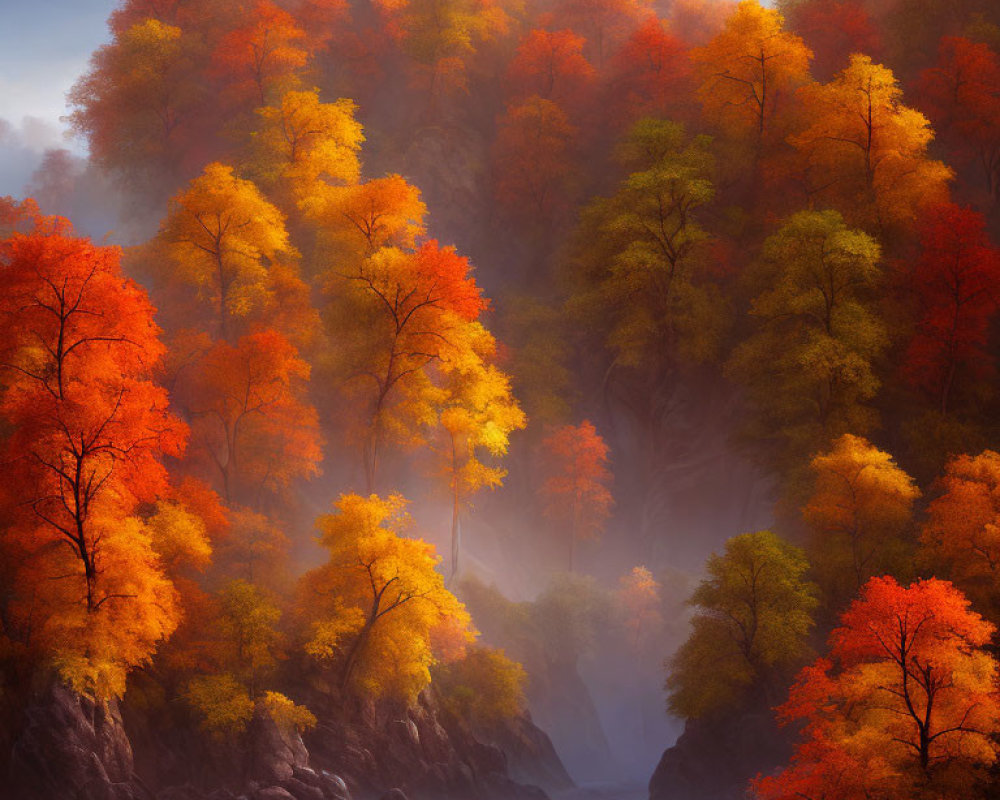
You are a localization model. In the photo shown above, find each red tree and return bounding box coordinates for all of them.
[902,203,1000,414]
[211,0,309,107]
[604,18,693,130]
[505,29,596,116]
[756,577,1000,800]
[176,329,322,505]
[919,37,1000,204]
[0,213,187,607]
[786,0,880,80]
[537,421,614,572]
[0,207,187,694]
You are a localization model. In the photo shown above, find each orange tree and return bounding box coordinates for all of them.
[0,205,186,697]
[756,577,1000,800]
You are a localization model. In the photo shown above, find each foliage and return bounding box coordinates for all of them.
[537,421,614,571]
[667,530,817,719]
[790,54,952,232]
[186,673,255,735]
[433,646,527,726]
[803,434,920,612]
[756,577,1000,800]
[727,210,885,473]
[690,1,812,150]
[298,493,473,702]
[568,119,723,369]
[920,451,1000,620]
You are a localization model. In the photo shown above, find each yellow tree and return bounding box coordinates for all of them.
[432,325,526,582]
[791,55,953,232]
[299,174,427,269]
[157,162,293,340]
[298,493,472,701]
[325,240,487,492]
[803,434,920,612]
[920,451,1000,620]
[185,578,313,737]
[250,88,364,207]
[690,0,812,153]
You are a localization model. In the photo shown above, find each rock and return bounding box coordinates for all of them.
[8,682,149,800]
[290,767,350,800]
[379,790,409,800]
[477,711,573,792]
[649,709,794,800]
[247,705,310,785]
[280,776,324,800]
[253,788,295,800]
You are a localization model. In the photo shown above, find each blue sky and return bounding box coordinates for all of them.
[0,1,116,195]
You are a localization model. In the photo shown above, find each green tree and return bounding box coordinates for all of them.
[569,119,724,371]
[727,210,886,474]
[666,530,817,718]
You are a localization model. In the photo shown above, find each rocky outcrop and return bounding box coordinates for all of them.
[468,710,573,793]
[7,682,149,800]
[304,690,560,800]
[5,679,565,800]
[648,709,793,800]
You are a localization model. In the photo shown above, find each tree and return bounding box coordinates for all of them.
[69,16,206,189]
[920,451,1000,620]
[690,1,812,152]
[568,119,722,371]
[919,37,1000,205]
[667,530,817,719]
[790,54,952,232]
[325,240,487,492]
[185,578,313,738]
[395,0,510,103]
[604,18,693,131]
[492,97,578,230]
[432,326,525,582]
[803,434,919,612]
[554,0,652,67]
[250,88,363,206]
[433,646,526,727]
[756,577,1000,800]
[727,210,886,472]
[157,163,294,341]
[505,30,596,115]
[177,330,322,505]
[902,203,1000,416]
[299,174,426,267]
[211,0,309,108]
[298,493,472,701]
[617,565,663,655]
[537,421,614,572]
[0,212,186,697]
[785,0,881,81]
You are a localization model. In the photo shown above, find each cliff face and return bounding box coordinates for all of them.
[648,709,793,800]
[8,683,144,800]
[303,689,570,800]
[4,681,568,800]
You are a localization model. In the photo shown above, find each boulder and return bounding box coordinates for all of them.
[8,682,149,800]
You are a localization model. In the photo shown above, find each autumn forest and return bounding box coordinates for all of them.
[5,0,1000,798]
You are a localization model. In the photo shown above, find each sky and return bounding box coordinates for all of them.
[0,1,116,195]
